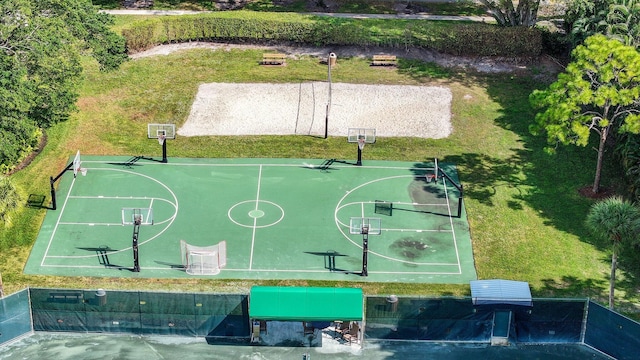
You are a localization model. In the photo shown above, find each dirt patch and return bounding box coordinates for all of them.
[578,185,617,200]
[390,237,432,260]
[130,42,563,77]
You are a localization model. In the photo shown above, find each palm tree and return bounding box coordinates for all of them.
[479,0,540,27]
[0,176,22,225]
[585,196,640,308]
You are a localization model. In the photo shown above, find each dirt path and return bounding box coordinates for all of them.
[130,42,561,76]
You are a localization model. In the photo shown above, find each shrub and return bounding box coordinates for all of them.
[0,176,22,226]
[0,119,42,174]
[121,12,543,57]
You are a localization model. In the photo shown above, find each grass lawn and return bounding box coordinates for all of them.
[1,15,638,317]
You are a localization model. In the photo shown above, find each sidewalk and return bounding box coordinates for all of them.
[103,9,495,23]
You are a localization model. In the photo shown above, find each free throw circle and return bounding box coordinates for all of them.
[228,200,284,228]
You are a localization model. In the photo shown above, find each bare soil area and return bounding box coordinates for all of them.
[130,42,562,76]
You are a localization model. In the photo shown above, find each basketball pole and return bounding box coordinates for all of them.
[49,157,77,210]
[50,177,57,210]
[361,225,369,277]
[356,137,364,166]
[132,216,141,272]
[161,140,168,163]
[435,160,464,218]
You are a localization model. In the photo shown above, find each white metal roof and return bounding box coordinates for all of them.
[470,279,533,307]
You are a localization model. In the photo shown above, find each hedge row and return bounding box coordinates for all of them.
[122,14,542,57]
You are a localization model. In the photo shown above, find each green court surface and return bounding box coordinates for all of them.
[25,156,476,283]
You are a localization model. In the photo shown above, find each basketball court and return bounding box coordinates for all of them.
[25,151,475,283]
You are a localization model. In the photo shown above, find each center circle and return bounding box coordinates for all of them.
[228,200,285,228]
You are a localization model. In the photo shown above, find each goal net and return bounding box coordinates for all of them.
[180,240,227,275]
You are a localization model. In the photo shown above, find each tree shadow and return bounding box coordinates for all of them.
[616,243,640,299]
[539,276,607,299]
[473,71,639,300]
[400,67,638,304]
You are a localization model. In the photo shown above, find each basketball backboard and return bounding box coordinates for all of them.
[347,128,376,144]
[349,217,381,235]
[122,208,153,225]
[147,124,176,139]
[72,150,81,177]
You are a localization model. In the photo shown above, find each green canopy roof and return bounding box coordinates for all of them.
[249,286,363,321]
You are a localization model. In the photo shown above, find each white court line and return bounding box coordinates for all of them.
[49,160,463,276]
[148,197,155,227]
[41,176,77,266]
[41,167,179,263]
[390,201,450,207]
[58,222,121,226]
[248,165,263,270]
[221,268,462,274]
[69,195,158,200]
[383,228,451,233]
[442,176,462,273]
[334,174,463,270]
[40,263,462,275]
[82,158,436,172]
[335,200,451,232]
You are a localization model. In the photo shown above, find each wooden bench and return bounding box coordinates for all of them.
[262,53,286,66]
[371,55,397,66]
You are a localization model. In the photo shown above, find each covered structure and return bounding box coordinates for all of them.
[470,280,533,346]
[470,279,533,307]
[248,286,364,346]
[249,286,363,321]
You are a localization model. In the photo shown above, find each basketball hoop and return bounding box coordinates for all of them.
[158,134,166,145]
[75,159,87,177]
[348,128,375,166]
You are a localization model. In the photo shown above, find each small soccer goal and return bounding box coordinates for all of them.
[180,240,227,275]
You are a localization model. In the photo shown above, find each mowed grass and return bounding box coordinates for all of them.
[2,29,638,315]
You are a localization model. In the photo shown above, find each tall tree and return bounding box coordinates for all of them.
[31,0,128,71]
[478,0,540,27]
[0,0,127,172]
[530,34,640,194]
[0,54,40,173]
[585,196,640,308]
